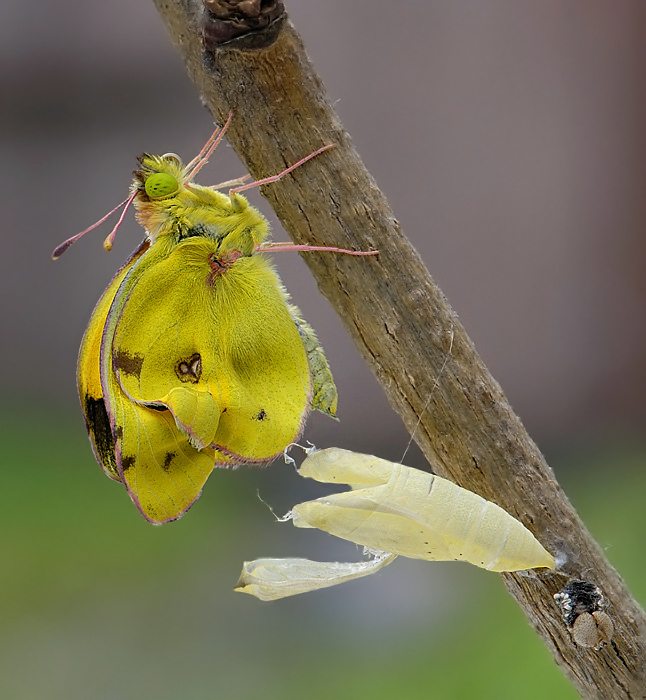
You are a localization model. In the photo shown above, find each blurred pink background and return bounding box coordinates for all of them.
[3,1,646,456]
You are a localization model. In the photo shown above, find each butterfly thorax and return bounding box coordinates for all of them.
[133,152,269,258]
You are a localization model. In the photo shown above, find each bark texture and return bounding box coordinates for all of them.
[151,2,645,696]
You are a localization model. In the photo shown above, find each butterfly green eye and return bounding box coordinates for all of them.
[145,173,179,199]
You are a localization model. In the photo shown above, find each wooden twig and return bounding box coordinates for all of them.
[151,1,645,696]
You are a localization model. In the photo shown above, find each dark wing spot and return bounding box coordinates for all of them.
[253,408,268,421]
[145,403,169,413]
[83,396,117,476]
[175,353,202,383]
[121,455,136,472]
[163,452,176,470]
[114,350,144,378]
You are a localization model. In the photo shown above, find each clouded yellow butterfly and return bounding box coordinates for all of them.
[54,116,377,524]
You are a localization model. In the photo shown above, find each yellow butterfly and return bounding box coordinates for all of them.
[54,117,376,524]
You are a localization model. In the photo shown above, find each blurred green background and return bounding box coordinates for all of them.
[2,405,645,699]
[2,2,646,698]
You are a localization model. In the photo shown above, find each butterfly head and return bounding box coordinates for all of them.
[131,152,208,243]
[52,122,237,259]
[134,153,186,202]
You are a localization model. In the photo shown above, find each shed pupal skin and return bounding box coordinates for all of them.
[236,448,556,602]
[293,448,556,573]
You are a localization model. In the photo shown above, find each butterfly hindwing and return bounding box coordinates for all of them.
[109,390,218,523]
[97,237,316,522]
[107,237,313,461]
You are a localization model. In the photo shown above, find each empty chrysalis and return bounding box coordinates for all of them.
[237,552,397,602]
[236,448,556,600]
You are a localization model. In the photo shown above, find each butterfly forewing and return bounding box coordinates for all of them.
[77,238,150,482]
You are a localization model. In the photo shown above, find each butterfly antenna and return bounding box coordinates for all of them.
[52,192,136,260]
[230,144,335,196]
[103,188,138,251]
[184,127,221,173]
[185,112,234,182]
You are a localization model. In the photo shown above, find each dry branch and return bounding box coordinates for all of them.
[151,1,645,696]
